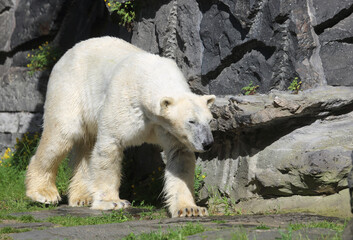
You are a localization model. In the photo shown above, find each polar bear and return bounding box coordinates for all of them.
[25,36,215,217]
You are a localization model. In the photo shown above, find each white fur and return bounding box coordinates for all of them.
[25,37,215,217]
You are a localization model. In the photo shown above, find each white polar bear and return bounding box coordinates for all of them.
[25,36,215,217]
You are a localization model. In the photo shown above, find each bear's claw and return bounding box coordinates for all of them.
[91,199,131,210]
[176,206,208,217]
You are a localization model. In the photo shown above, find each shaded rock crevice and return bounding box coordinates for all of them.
[314,3,353,35]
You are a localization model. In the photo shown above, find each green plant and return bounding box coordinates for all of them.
[10,132,39,171]
[256,224,270,230]
[26,42,61,75]
[0,227,31,234]
[241,82,259,95]
[278,226,293,240]
[0,133,71,214]
[105,0,135,29]
[122,222,205,240]
[231,229,249,240]
[48,210,130,227]
[207,187,240,216]
[288,77,302,94]
[194,165,206,201]
[289,221,346,232]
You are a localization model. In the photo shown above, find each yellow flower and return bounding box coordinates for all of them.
[27,53,30,57]
[107,3,111,6]
[131,185,135,189]
[3,153,9,159]
[202,175,206,179]
[0,160,2,164]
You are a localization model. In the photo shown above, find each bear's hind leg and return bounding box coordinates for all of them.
[88,138,131,210]
[163,148,208,218]
[68,141,94,207]
[26,127,73,204]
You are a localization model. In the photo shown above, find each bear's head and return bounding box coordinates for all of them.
[159,94,216,152]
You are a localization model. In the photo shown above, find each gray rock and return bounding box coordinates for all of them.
[253,112,353,197]
[343,218,353,240]
[0,0,14,51]
[319,13,353,43]
[0,68,47,112]
[8,213,344,240]
[0,112,42,134]
[320,42,353,86]
[311,0,353,32]
[198,87,353,202]
[10,0,64,49]
[188,228,339,240]
[199,2,245,78]
[235,189,351,218]
[209,50,273,95]
[0,132,22,154]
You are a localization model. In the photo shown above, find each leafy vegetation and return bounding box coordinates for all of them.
[241,81,259,95]
[26,42,62,75]
[194,165,206,201]
[288,77,302,94]
[105,0,136,29]
[207,187,240,216]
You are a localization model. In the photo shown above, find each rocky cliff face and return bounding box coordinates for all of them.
[0,0,352,214]
[132,0,353,95]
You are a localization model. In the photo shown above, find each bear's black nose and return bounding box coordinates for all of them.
[202,141,213,151]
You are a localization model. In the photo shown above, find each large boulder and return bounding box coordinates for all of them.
[197,86,353,210]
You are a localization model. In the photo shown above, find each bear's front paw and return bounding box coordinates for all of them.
[173,206,209,218]
[26,188,61,205]
[91,199,131,210]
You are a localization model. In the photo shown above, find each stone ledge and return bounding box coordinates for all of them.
[211,86,353,132]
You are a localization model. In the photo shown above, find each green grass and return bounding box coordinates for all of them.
[47,210,131,227]
[0,227,32,234]
[289,221,346,232]
[122,222,205,240]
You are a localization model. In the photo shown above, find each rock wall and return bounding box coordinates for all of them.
[132,0,353,95]
[1,0,353,213]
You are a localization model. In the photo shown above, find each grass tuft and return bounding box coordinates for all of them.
[122,222,205,240]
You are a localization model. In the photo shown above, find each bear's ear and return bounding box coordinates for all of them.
[203,95,216,108]
[160,97,174,114]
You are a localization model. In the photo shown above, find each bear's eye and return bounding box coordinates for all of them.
[188,120,196,124]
